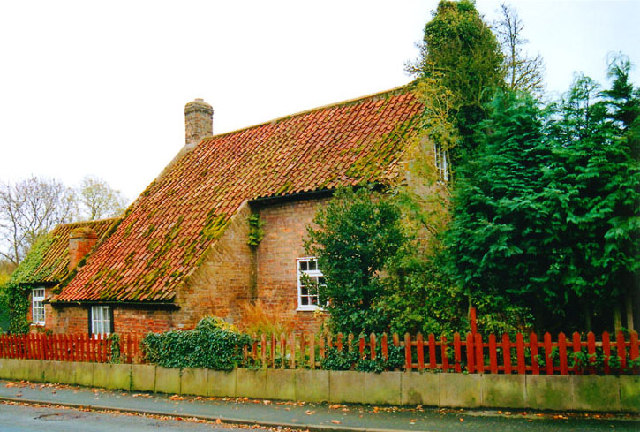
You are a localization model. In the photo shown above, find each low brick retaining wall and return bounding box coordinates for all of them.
[0,359,637,413]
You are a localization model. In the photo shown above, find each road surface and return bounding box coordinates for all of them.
[0,402,275,432]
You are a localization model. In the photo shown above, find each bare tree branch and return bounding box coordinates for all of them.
[494,3,545,96]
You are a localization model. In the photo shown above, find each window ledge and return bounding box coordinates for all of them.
[296,306,323,312]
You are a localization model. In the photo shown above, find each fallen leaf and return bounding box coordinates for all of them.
[215,418,222,424]
[331,420,342,424]
[459,418,464,422]
[305,410,315,415]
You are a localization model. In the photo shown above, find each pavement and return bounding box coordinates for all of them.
[0,379,639,432]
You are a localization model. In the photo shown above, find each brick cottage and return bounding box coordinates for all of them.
[17,85,446,337]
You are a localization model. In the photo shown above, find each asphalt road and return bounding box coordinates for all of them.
[0,402,274,432]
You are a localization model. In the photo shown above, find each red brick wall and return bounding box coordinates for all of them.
[173,202,254,329]
[44,197,329,336]
[113,308,173,335]
[49,305,87,334]
[255,197,329,332]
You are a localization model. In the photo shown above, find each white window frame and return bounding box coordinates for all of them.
[296,257,326,311]
[91,305,111,336]
[434,143,449,184]
[32,288,45,326]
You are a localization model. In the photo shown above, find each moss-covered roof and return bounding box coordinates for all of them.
[54,87,424,303]
[9,218,120,286]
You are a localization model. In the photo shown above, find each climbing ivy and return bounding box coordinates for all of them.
[141,316,251,370]
[4,235,55,334]
[246,214,265,247]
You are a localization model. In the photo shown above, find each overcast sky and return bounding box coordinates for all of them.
[1,0,638,202]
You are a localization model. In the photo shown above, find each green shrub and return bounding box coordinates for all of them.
[320,340,404,373]
[142,316,251,370]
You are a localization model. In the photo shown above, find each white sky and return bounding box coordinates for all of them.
[1,0,638,201]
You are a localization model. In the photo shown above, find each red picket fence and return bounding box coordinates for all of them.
[241,330,640,375]
[0,333,141,364]
[0,329,637,375]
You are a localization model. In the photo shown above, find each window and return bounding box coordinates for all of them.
[90,306,112,336]
[434,143,449,183]
[297,257,326,311]
[32,288,45,325]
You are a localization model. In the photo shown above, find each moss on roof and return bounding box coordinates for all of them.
[55,87,424,303]
[9,218,120,286]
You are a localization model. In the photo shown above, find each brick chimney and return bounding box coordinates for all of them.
[184,98,213,150]
[69,227,97,271]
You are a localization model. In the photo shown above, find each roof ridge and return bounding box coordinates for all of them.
[57,217,121,229]
[202,83,417,142]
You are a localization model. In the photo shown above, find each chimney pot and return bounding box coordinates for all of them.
[184,98,213,150]
[69,227,97,271]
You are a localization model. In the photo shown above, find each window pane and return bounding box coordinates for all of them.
[308,260,316,270]
[299,261,308,271]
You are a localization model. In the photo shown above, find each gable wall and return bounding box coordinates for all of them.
[172,203,254,328]
[46,197,328,336]
[255,197,329,333]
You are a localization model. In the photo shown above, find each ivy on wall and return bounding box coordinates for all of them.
[2,235,55,334]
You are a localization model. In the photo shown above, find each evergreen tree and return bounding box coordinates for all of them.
[445,91,549,332]
[409,0,504,161]
[445,58,640,332]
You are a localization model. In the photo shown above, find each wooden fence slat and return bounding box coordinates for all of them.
[572,332,582,375]
[261,334,267,368]
[301,333,307,367]
[441,335,449,372]
[309,334,315,369]
[629,331,639,374]
[470,307,477,335]
[358,335,365,359]
[404,333,412,371]
[466,333,475,373]
[558,332,568,375]
[530,332,539,375]
[281,333,287,368]
[370,333,376,361]
[428,334,437,370]
[270,334,276,368]
[289,332,296,369]
[454,333,462,373]
[502,334,511,375]
[516,333,525,375]
[416,333,424,371]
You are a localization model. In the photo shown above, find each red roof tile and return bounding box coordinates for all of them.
[11,218,120,285]
[54,88,424,303]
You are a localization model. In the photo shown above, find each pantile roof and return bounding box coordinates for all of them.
[10,219,119,286]
[54,87,424,303]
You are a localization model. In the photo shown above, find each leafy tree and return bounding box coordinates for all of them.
[493,3,545,96]
[542,58,639,330]
[445,58,640,332]
[0,177,76,266]
[408,0,504,161]
[78,176,127,221]
[445,90,548,332]
[305,188,407,334]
